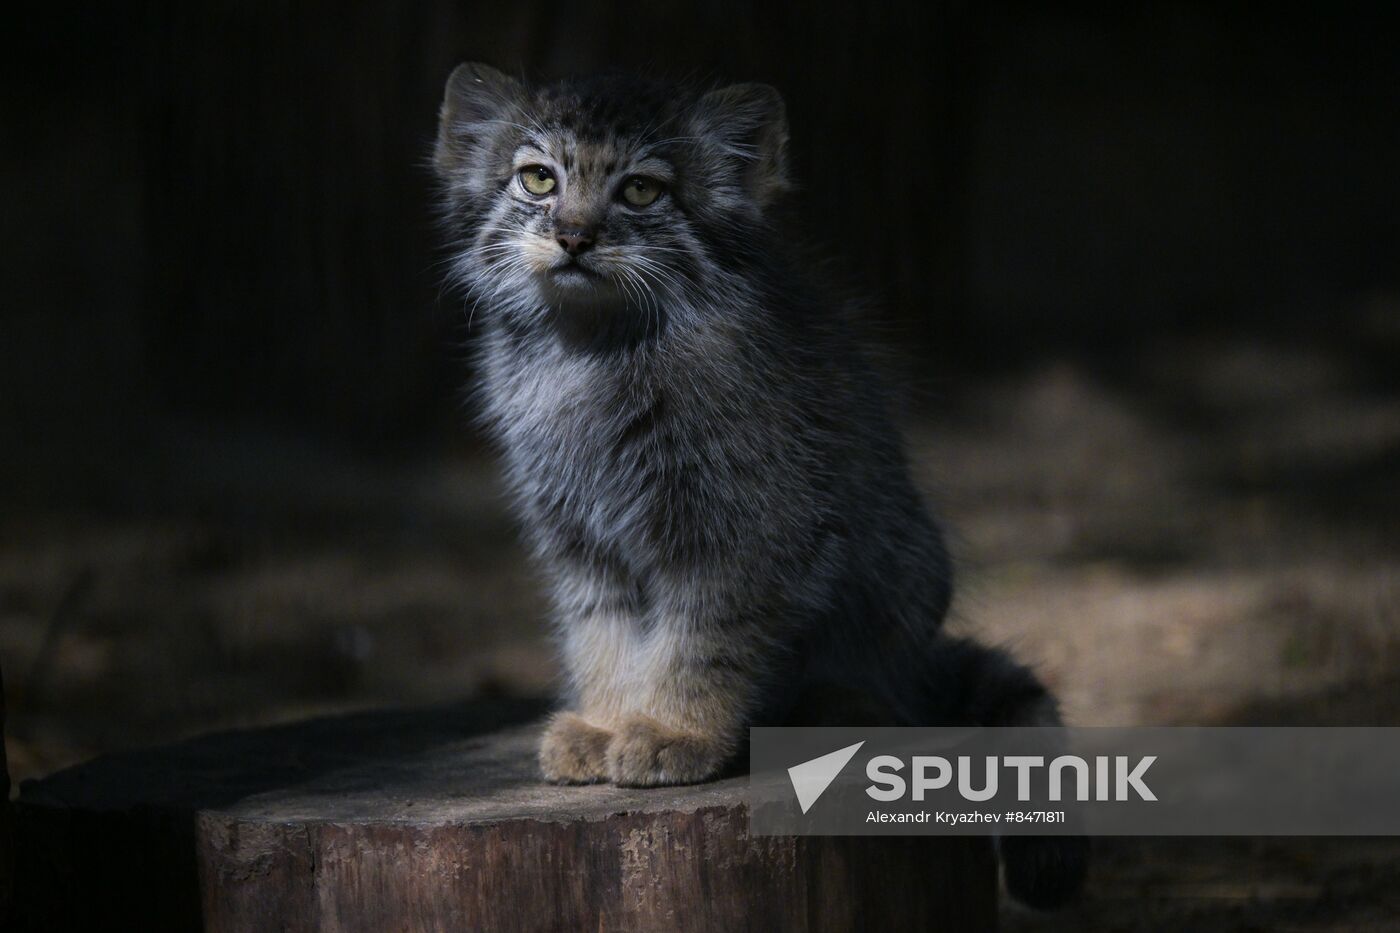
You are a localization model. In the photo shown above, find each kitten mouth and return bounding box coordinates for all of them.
[549,260,600,282]
[541,259,619,306]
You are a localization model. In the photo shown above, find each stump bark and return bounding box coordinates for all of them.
[14,698,996,932]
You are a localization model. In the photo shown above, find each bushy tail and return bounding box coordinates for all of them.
[935,636,1064,728]
[934,637,1090,910]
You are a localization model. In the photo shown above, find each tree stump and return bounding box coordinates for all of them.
[13,698,996,932]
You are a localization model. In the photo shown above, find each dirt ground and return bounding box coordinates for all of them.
[3,322,1399,929]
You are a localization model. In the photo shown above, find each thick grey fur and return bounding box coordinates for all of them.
[433,65,1087,908]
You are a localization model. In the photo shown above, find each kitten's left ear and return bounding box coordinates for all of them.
[435,62,525,177]
[695,83,791,208]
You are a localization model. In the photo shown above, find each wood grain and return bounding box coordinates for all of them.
[14,699,995,931]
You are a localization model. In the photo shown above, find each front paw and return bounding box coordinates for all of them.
[605,715,729,787]
[539,712,612,784]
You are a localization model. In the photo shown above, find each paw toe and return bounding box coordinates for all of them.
[606,717,726,787]
[539,712,611,784]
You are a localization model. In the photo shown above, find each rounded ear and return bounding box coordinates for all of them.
[695,82,791,208]
[435,62,525,176]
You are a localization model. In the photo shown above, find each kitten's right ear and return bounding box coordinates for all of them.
[434,62,524,177]
[693,82,791,210]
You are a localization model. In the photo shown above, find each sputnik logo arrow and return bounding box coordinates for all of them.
[787,741,865,814]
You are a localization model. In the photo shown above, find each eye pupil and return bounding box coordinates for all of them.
[622,176,661,207]
[519,165,556,196]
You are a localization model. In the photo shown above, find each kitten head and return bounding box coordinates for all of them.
[433,64,789,335]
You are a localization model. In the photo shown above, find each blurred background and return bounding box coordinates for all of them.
[3,3,1399,927]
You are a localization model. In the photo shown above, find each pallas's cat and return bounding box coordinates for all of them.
[433,64,1086,908]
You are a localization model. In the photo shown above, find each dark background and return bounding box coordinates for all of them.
[7,3,1397,465]
[3,4,1399,928]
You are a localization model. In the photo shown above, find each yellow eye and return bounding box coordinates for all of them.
[519,166,556,196]
[621,176,661,207]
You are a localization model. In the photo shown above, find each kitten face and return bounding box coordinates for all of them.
[490,115,691,312]
[435,67,790,338]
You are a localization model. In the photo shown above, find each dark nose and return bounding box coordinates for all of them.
[556,227,595,256]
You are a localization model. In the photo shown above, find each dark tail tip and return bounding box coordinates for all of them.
[999,834,1090,910]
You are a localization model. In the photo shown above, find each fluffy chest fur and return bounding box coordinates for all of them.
[477,316,831,591]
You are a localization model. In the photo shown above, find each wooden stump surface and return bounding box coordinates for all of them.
[13,698,996,932]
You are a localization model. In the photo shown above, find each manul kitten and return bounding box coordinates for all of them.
[433,64,1087,909]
